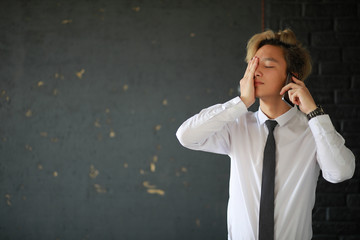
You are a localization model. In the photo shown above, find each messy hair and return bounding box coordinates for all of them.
[245,29,312,81]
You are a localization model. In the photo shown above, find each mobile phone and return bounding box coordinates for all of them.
[282,73,295,107]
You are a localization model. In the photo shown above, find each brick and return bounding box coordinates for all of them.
[321,62,360,75]
[347,194,360,209]
[306,75,350,90]
[339,236,360,240]
[327,207,360,221]
[335,90,360,104]
[337,33,360,47]
[311,33,360,47]
[316,178,359,193]
[304,3,358,17]
[343,133,360,149]
[352,76,360,88]
[310,90,335,104]
[324,105,360,119]
[309,47,341,62]
[315,193,346,207]
[269,3,302,18]
[312,207,327,221]
[343,48,360,62]
[311,32,339,47]
[343,120,360,133]
[312,222,360,235]
[335,18,360,32]
[281,18,333,32]
[312,236,337,240]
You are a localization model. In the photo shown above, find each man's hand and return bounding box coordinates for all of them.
[280,77,317,114]
[240,57,258,108]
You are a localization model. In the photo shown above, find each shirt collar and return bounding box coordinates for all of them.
[257,106,297,127]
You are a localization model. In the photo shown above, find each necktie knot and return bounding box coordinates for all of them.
[265,120,278,133]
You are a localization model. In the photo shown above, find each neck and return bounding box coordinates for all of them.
[259,97,291,119]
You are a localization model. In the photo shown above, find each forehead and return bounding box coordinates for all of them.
[255,45,286,64]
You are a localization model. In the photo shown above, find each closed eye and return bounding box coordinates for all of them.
[265,66,275,68]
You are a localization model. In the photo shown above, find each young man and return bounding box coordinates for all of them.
[176,29,355,240]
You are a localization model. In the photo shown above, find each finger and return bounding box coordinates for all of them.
[292,77,305,86]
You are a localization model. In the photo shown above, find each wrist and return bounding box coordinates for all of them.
[307,105,325,120]
[240,96,255,108]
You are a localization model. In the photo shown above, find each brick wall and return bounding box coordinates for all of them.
[265,0,360,239]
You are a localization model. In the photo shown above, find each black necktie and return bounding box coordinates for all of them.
[259,120,278,240]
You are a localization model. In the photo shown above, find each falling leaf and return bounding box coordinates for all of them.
[109,129,116,138]
[153,155,158,162]
[76,69,85,79]
[40,132,48,137]
[132,6,140,12]
[105,108,110,113]
[143,181,156,189]
[154,125,161,131]
[94,184,107,193]
[53,171,58,177]
[25,110,32,117]
[89,164,99,179]
[190,33,196,37]
[99,8,105,13]
[37,81,44,87]
[150,163,156,172]
[51,137,59,143]
[61,19,73,24]
[94,119,101,128]
[123,84,129,91]
[147,189,165,196]
[5,194,11,206]
[196,218,201,227]
[181,167,187,172]
[38,164,43,170]
[162,99,168,106]
[124,163,128,168]
[53,89,58,96]
[25,144,32,151]
[139,169,145,175]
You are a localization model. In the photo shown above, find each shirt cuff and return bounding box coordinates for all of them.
[308,114,335,135]
[222,97,248,119]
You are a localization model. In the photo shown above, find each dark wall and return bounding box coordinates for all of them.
[265,0,360,239]
[0,0,261,239]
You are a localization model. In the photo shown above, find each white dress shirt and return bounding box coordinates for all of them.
[176,97,355,240]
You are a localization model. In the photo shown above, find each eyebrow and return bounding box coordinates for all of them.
[262,57,280,63]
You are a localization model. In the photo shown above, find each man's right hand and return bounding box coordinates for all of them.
[239,56,258,108]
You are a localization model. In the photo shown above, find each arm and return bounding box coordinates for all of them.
[176,97,247,155]
[309,115,355,183]
[280,77,355,183]
[176,57,259,154]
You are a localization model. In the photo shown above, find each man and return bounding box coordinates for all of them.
[176,29,355,240]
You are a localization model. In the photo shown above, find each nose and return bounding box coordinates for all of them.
[254,66,262,78]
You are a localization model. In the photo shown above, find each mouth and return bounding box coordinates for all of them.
[254,81,264,86]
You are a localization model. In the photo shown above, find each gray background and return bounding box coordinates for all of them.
[0,0,261,239]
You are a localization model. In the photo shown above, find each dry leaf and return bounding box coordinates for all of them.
[150,163,156,172]
[25,110,32,117]
[94,184,107,193]
[89,164,99,179]
[147,189,165,196]
[61,19,73,24]
[76,69,85,79]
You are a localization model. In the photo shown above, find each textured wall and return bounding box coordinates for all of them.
[265,0,360,239]
[0,0,261,239]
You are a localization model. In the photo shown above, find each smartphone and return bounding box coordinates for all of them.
[282,73,295,107]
